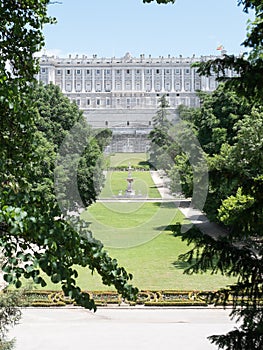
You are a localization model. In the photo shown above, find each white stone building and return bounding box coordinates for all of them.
[37,52,233,152]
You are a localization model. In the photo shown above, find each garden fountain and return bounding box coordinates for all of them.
[125,163,135,197]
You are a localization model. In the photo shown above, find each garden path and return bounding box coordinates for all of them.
[150,170,228,240]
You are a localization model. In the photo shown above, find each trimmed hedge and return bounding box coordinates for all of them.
[18,290,210,307]
[11,289,252,307]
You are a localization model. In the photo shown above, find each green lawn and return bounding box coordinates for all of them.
[81,202,182,248]
[36,203,235,292]
[99,171,161,198]
[28,153,236,292]
[40,228,235,292]
[109,153,148,167]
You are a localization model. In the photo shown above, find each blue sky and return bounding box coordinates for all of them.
[43,0,253,58]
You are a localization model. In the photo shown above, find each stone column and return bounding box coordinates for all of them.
[191,68,195,92]
[82,69,85,92]
[161,68,165,92]
[92,69,95,92]
[72,69,75,92]
[62,69,65,92]
[181,68,185,92]
[171,68,175,92]
[151,69,154,92]
[121,69,125,91]
[201,75,206,90]
[206,77,210,91]
[141,69,145,91]
[112,69,115,91]
[102,69,105,92]
[131,69,135,91]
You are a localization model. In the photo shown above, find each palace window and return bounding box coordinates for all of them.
[85,82,91,91]
[76,82,81,92]
[65,82,71,92]
[95,83,101,92]
[105,82,111,92]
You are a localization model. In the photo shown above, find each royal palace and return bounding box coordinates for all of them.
[38,52,233,152]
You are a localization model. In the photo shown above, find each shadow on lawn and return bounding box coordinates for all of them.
[152,202,178,209]
[172,260,193,270]
[154,220,190,232]
[154,222,197,270]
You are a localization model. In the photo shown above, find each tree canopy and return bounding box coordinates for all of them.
[0,0,138,313]
[147,0,263,348]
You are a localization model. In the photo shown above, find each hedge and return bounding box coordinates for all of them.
[4,289,252,307]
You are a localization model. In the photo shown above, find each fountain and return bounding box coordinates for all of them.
[125,163,135,197]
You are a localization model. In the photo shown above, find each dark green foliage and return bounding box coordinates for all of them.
[0,292,22,350]
[195,1,263,102]
[33,83,106,208]
[156,1,263,347]
[0,0,138,315]
[148,95,174,169]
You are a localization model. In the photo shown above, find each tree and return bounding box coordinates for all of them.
[195,1,263,102]
[0,0,138,316]
[33,83,106,208]
[0,292,21,350]
[149,1,263,348]
[148,95,175,169]
[171,95,263,350]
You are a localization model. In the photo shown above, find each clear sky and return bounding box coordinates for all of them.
[43,0,253,58]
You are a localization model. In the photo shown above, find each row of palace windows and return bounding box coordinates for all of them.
[51,68,193,76]
[73,94,186,106]
[63,80,199,92]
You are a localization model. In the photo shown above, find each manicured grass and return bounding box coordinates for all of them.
[27,153,236,292]
[109,153,148,167]
[39,228,235,292]
[37,204,235,292]
[99,171,161,198]
[81,202,183,248]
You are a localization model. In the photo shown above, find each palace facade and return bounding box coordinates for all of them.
[38,52,233,152]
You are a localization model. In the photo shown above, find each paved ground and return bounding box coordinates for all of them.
[9,307,237,350]
[150,170,228,239]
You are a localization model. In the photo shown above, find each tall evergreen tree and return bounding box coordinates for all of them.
[0,0,138,315]
[150,1,263,348]
[148,95,174,169]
